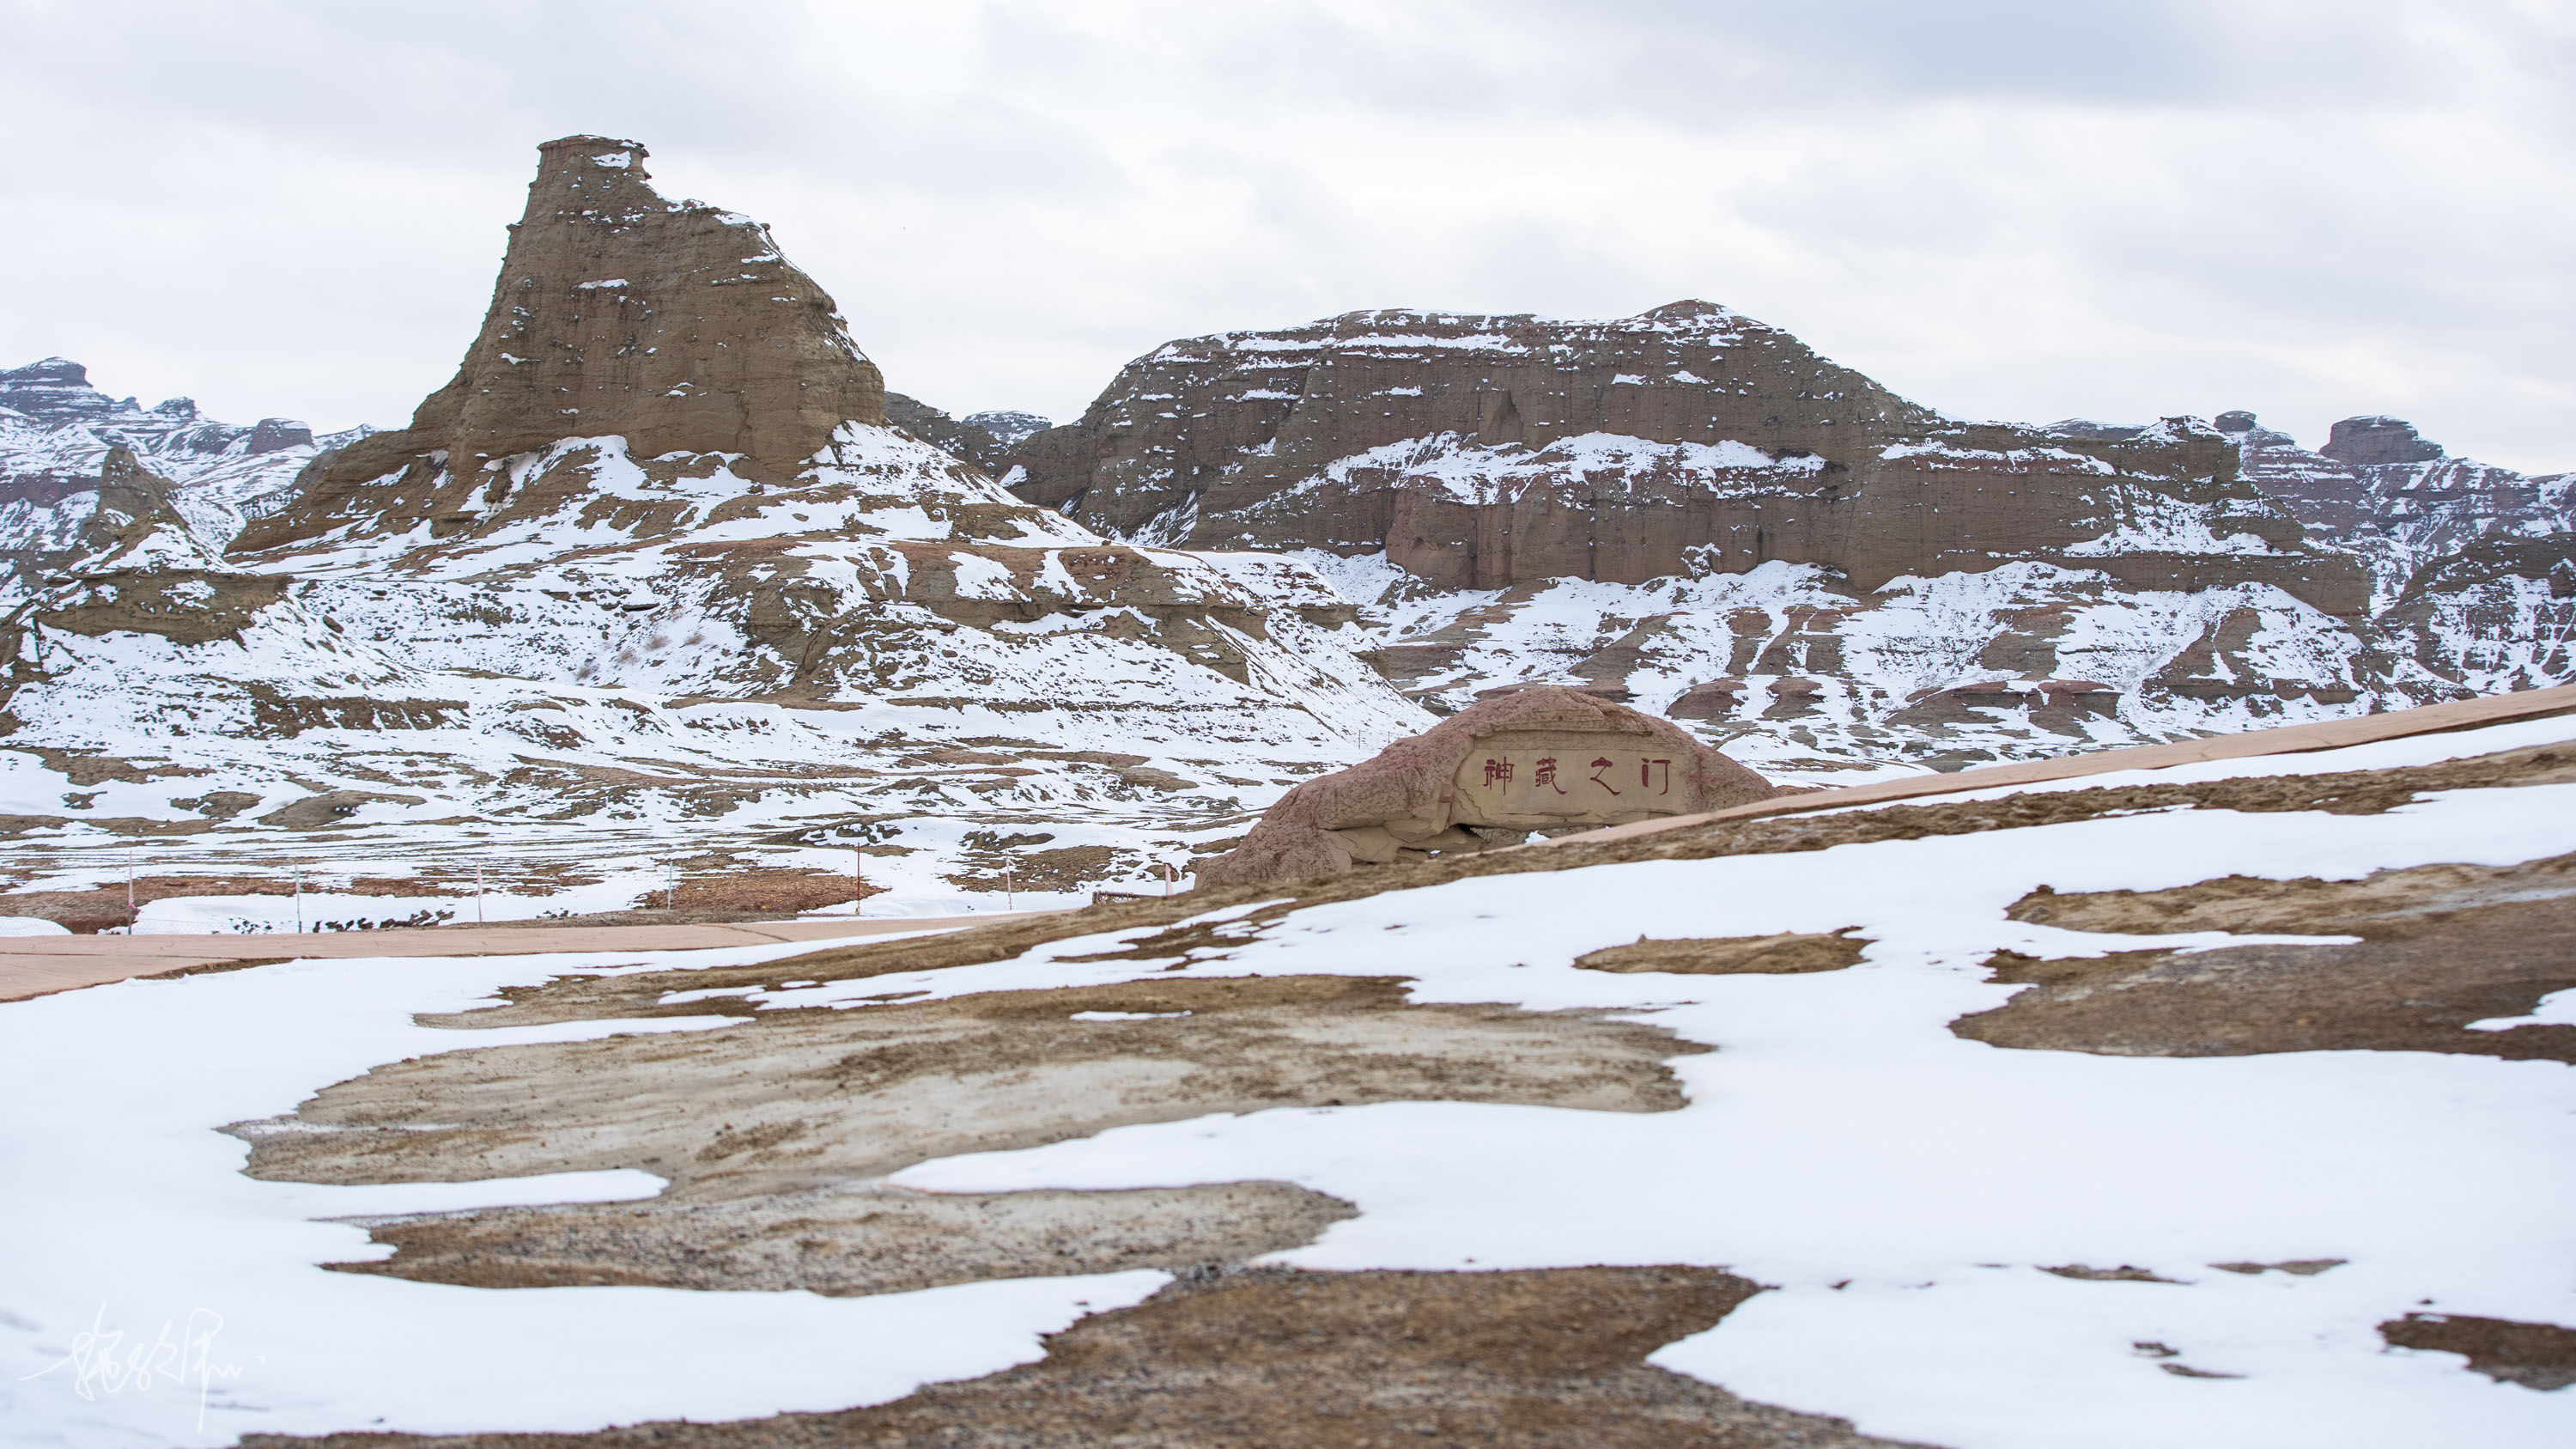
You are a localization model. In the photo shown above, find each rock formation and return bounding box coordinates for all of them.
[276,135,886,545]
[4,134,2568,919]
[880,393,1047,475]
[0,359,359,601]
[1000,304,2363,615]
[2215,411,2576,696]
[1197,686,1775,885]
[222,136,1406,730]
[2319,416,2445,468]
[2226,410,2573,599]
[0,137,1425,908]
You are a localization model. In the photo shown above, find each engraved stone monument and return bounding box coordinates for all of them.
[1196,687,1778,886]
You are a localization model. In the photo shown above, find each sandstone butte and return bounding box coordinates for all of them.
[307,135,883,494]
[213,137,1380,705]
[999,305,2371,617]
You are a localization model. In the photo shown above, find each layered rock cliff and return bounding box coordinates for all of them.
[2217,410,2576,697]
[1002,304,2363,615]
[985,305,2494,775]
[2223,411,2575,604]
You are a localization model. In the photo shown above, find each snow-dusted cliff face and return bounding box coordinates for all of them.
[997,319,2568,778]
[0,140,1428,923]
[0,358,367,600]
[2211,410,2575,699]
[999,305,2366,617]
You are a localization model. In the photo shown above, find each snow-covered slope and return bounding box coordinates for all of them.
[0,140,1429,925]
[0,358,367,602]
[2223,410,2576,610]
[993,318,2567,779]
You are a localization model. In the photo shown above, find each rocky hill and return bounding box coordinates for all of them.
[0,357,367,601]
[1000,304,2358,611]
[882,394,1051,475]
[0,138,1425,926]
[997,309,2567,776]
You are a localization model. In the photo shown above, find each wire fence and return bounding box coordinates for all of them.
[10,837,1184,935]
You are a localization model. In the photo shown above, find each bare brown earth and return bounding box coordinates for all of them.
[246,1266,1927,1449]
[666,867,872,914]
[1578,930,1868,976]
[0,864,872,935]
[2379,1312,2576,1391]
[332,1180,1354,1298]
[1954,853,2576,1060]
[238,976,1701,1198]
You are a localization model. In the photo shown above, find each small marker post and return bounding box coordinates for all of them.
[476,863,486,924]
[294,869,304,933]
[1005,865,1015,912]
[854,844,864,918]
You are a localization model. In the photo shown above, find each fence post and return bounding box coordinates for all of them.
[476,863,486,925]
[1005,865,1015,912]
[294,869,304,934]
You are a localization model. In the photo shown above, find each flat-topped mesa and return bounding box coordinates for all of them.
[999,303,2362,610]
[312,136,884,492]
[1005,301,1937,548]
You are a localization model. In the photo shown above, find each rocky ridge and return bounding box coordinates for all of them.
[1002,304,2360,613]
[993,311,2565,776]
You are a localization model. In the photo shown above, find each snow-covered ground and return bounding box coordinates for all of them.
[1295,550,2468,778]
[5,711,2570,1446]
[0,935,1165,1444]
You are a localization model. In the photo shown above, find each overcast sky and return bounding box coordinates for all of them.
[3,0,2569,470]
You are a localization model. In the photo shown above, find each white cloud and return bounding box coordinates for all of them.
[0,0,2567,470]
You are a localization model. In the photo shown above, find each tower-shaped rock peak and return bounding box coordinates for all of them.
[329,136,884,485]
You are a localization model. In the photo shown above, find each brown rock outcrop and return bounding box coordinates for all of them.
[1197,686,1775,885]
[7,448,286,648]
[252,136,885,549]
[2319,415,2444,468]
[1000,305,2366,612]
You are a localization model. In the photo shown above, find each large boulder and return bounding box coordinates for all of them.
[1197,686,1777,886]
